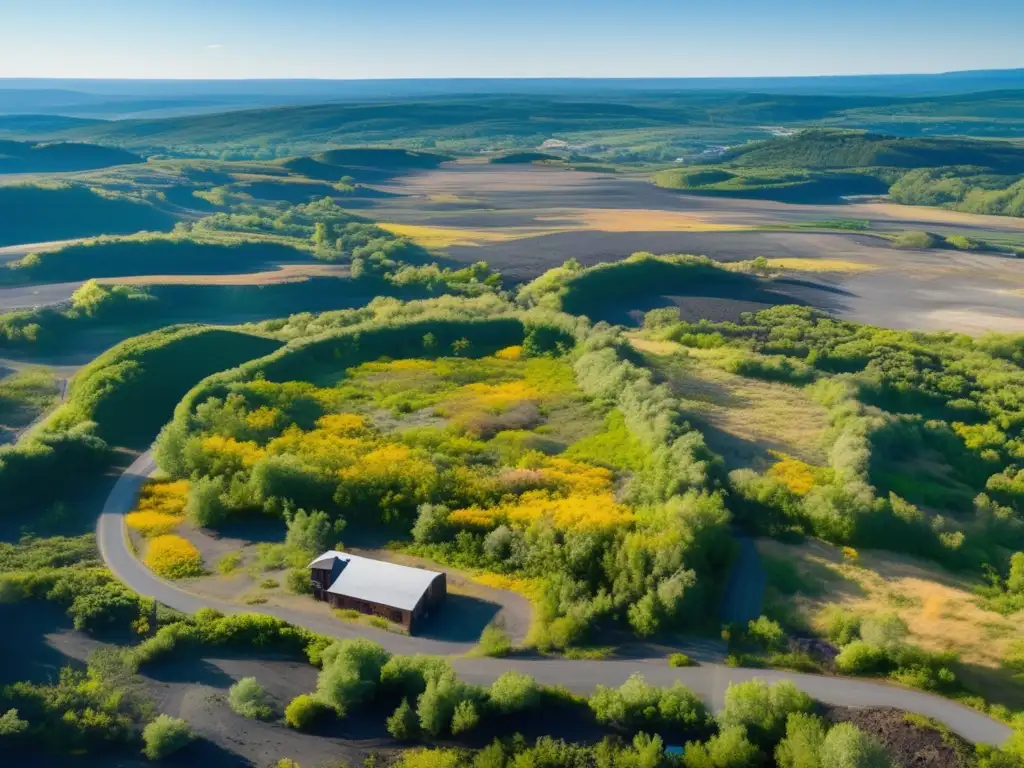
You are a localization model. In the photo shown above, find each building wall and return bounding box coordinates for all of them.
[310,567,447,635]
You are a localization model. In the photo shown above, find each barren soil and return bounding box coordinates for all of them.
[367,164,1024,335]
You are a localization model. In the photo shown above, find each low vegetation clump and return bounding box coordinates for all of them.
[143,534,204,579]
[285,694,329,731]
[126,479,189,537]
[820,609,960,693]
[475,624,513,657]
[589,674,711,734]
[227,677,276,720]
[892,230,941,249]
[669,652,697,667]
[142,715,195,761]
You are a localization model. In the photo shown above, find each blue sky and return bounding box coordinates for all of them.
[2,0,1022,79]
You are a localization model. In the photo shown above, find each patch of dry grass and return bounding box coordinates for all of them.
[635,341,830,468]
[757,538,1024,671]
[101,264,350,286]
[537,208,747,232]
[765,258,877,273]
[377,223,541,248]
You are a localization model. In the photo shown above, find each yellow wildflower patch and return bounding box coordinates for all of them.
[450,490,632,532]
[494,345,523,361]
[202,434,267,466]
[456,380,542,412]
[316,412,371,436]
[135,479,189,515]
[245,406,282,431]
[145,534,204,579]
[473,573,542,599]
[534,456,616,496]
[768,452,821,495]
[128,479,189,537]
[126,510,182,537]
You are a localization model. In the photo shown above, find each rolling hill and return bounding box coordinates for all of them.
[0,139,144,173]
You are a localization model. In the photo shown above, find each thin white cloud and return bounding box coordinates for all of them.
[206,44,225,50]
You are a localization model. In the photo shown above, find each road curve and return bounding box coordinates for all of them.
[97,452,1013,747]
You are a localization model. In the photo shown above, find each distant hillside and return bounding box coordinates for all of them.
[0,139,144,173]
[490,152,561,164]
[723,130,1024,173]
[0,184,176,247]
[281,147,450,184]
[652,166,887,203]
[4,90,1024,158]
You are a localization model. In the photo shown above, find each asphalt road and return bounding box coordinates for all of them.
[97,451,1013,747]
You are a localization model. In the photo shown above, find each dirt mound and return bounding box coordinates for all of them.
[826,706,975,768]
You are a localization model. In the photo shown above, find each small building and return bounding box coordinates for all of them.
[308,550,446,634]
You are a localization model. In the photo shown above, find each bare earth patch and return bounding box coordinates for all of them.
[98,263,350,286]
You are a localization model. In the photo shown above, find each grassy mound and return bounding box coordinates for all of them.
[0,184,176,247]
[653,165,887,203]
[3,235,311,283]
[45,325,282,447]
[519,253,754,318]
[0,139,143,174]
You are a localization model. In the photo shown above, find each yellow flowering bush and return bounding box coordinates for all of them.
[315,413,371,436]
[135,480,189,515]
[245,406,282,432]
[201,434,267,470]
[456,380,542,412]
[127,480,189,537]
[126,510,183,537]
[450,491,632,532]
[767,452,824,496]
[473,573,542,598]
[494,345,523,361]
[145,534,204,578]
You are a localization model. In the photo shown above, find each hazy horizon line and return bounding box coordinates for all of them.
[3,66,1024,84]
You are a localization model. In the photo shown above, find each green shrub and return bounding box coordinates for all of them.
[387,698,419,741]
[0,708,28,737]
[775,712,828,768]
[450,700,481,735]
[417,670,484,737]
[747,616,787,650]
[683,725,762,768]
[142,715,195,760]
[835,641,887,675]
[216,552,243,574]
[286,567,313,594]
[669,652,697,668]
[819,723,891,768]
[820,607,862,646]
[892,230,940,250]
[717,679,813,746]
[284,694,328,731]
[227,677,275,720]
[315,639,392,715]
[476,624,512,657]
[589,674,709,733]
[488,671,541,714]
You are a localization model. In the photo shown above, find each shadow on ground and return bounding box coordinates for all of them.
[416,593,502,643]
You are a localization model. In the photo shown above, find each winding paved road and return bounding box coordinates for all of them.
[97,452,1013,747]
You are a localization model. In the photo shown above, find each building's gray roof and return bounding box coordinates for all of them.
[308,550,442,612]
